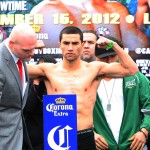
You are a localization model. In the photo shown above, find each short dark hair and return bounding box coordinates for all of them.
[82,30,99,40]
[38,55,57,64]
[59,26,83,42]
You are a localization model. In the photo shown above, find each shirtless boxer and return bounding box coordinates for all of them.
[27,26,138,149]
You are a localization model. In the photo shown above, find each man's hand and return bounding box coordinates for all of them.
[94,132,108,150]
[129,129,148,150]
[96,36,113,49]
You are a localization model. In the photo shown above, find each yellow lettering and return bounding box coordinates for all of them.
[143,13,150,25]
[0,14,44,25]
[0,14,14,25]
[15,14,25,24]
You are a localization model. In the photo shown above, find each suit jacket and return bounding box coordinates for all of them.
[23,81,46,149]
[0,42,29,150]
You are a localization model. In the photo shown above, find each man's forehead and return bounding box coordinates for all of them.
[83,33,96,41]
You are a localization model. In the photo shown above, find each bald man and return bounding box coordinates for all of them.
[0,23,37,149]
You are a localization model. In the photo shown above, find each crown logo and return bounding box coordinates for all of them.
[32,25,41,33]
[55,97,66,104]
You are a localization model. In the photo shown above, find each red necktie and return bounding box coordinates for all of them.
[17,59,23,84]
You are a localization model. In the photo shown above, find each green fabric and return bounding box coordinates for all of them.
[93,72,150,149]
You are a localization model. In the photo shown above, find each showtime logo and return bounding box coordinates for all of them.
[48,125,72,150]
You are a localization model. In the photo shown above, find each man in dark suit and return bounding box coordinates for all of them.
[0,23,37,150]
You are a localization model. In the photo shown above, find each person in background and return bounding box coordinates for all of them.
[23,55,57,150]
[0,23,37,150]
[93,36,150,150]
[27,26,138,149]
[80,30,98,62]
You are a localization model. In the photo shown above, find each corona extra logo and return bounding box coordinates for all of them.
[48,125,72,149]
[0,27,6,42]
[46,103,73,112]
[32,25,41,33]
[55,97,66,104]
